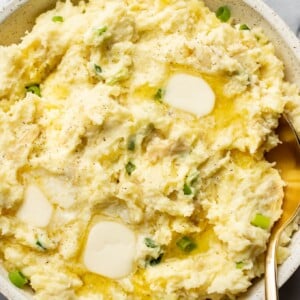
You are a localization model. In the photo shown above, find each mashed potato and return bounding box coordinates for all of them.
[0,0,299,299]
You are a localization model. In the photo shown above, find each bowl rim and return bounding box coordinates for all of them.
[244,0,300,61]
[0,0,299,300]
[0,0,299,55]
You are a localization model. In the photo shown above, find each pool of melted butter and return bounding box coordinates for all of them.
[266,117,300,221]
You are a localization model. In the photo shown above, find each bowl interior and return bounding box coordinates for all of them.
[0,1,299,300]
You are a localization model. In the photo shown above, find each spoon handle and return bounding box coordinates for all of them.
[265,208,300,300]
[265,114,300,300]
[265,231,280,300]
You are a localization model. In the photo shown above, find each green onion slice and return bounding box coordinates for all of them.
[144,238,157,248]
[187,171,199,186]
[149,253,163,266]
[176,236,197,253]
[154,88,164,102]
[25,84,41,97]
[97,26,108,36]
[127,135,136,151]
[236,261,245,269]
[183,183,193,195]
[125,161,136,175]
[216,6,231,22]
[36,240,47,250]
[8,270,28,288]
[94,64,102,74]
[251,213,271,230]
[52,16,64,22]
[240,24,250,30]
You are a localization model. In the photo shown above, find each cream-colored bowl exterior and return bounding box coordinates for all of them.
[0,1,299,299]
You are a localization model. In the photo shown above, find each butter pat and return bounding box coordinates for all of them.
[165,73,215,117]
[17,185,53,227]
[83,221,136,279]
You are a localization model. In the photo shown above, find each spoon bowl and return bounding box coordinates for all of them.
[265,115,300,300]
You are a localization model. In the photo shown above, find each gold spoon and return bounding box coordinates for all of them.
[265,115,300,300]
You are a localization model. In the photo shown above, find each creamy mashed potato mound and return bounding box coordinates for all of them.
[0,0,300,299]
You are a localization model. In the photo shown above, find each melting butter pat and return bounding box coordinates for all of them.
[83,221,136,279]
[164,73,215,117]
[17,185,53,227]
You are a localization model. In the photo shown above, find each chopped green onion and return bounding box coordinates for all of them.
[127,135,136,151]
[97,26,108,36]
[190,176,199,186]
[52,16,64,22]
[183,183,193,195]
[216,6,231,22]
[236,261,245,269]
[149,253,163,266]
[25,84,41,97]
[240,24,250,30]
[94,64,102,74]
[144,238,157,248]
[187,171,199,186]
[125,161,136,175]
[8,270,28,288]
[251,213,271,230]
[154,88,164,102]
[36,240,47,251]
[176,236,197,253]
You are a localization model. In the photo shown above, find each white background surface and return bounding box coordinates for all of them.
[264,0,300,36]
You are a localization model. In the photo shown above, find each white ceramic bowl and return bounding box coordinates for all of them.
[0,1,299,299]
